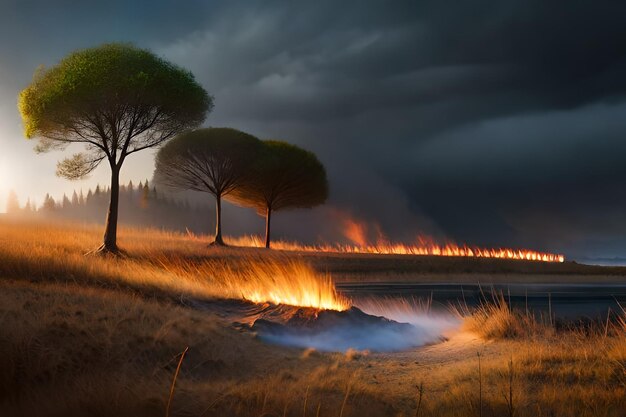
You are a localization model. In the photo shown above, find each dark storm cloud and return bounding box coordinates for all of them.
[1,0,625,257]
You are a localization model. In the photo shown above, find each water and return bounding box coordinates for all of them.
[338,282,626,320]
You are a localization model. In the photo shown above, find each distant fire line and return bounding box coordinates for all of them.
[225,236,565,263]
[314,244,565,263]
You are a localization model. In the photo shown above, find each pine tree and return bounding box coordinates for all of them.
[79,190,85,205]
[42,194,56,211]
[24,198,33,213]
[127,180,135,203]
[6,190,20,214]
[72,191,79,206]
[62,194,71,208]
[141,182,150,208]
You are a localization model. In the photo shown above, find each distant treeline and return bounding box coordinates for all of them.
[5,182,213,233]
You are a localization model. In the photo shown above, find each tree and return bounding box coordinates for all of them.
[141,181,150,209]
[6,190,20,214]
[227,140,328,248]
[24,198,33,213]
[62,194,71,209]
[154,128,262,245]
[42,194,56,211]
[18,43,212,253]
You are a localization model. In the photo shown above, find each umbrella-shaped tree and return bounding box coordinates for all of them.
[154,127,262,245]
[18,43,212,253]
[227,140,328,248]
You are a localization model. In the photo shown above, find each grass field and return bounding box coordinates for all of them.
[0,219,625,416]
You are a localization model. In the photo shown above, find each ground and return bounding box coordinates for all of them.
[0,219,624,416]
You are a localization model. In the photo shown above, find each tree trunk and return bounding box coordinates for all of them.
[264,206,272,249]
[101,167,120,253]
[213,194,225,245]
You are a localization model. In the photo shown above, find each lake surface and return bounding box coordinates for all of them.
[337,282,626,320]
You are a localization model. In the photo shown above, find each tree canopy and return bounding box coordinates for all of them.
[227,140,328,248]
[18,43,212,252]
[154,127,262,245]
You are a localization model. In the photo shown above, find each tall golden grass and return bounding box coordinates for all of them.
[0,219,624,416]
[0,218,348,310]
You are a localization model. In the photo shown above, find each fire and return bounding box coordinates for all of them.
[342,217,368,247]
[224,212,565,263]
[333,214,566,262]
[169,257,351,311]
[323,241,565,262]
[216,260,351,310]
[225,236,564,262]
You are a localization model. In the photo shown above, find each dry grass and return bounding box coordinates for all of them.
[457,292,554,339]
[0,218,348,310]
[0,280,392,417]
[0,218,624,416]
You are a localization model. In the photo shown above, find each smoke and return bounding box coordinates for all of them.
[354,296,460,330]
[256,298,460,352]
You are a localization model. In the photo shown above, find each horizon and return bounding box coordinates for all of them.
[2,1,626,259]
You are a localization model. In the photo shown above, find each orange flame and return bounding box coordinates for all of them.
[170,257,351,311]
[234,260,351,310]
[224,213,565,263]
[225,236,564,262]
[342,217,368,247]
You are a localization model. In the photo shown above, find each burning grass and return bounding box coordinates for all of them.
[166,257,350,311]
[0,218,348,310]
[0,218,624,416]
[1,279,624,417]
[225,234,565,262]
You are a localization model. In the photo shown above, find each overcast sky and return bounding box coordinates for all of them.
[1,1,625,258]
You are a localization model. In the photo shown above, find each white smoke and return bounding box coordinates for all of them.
[257,297,460,352]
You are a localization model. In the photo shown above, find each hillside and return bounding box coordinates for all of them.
[0,218,624,416]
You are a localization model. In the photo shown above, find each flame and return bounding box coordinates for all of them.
[342,217,368,247]
[168,257,351,311]
[217,260,351,310]
[225,213,565,264]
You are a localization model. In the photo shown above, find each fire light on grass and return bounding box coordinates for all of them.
[225,235,565,262]
[0,220,352,311]
[222,260,351,311]
[169,258,352,311]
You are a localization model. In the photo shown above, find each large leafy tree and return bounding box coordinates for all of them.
[18,43,212,253]
[154,127,261,245]
[227,140,328,248]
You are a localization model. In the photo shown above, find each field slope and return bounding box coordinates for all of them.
[0,219,624,417]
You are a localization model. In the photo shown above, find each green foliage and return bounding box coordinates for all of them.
[18,43,211,144]
[17,42,212,251]
[226,140,328,214]
[155,127,262,196]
